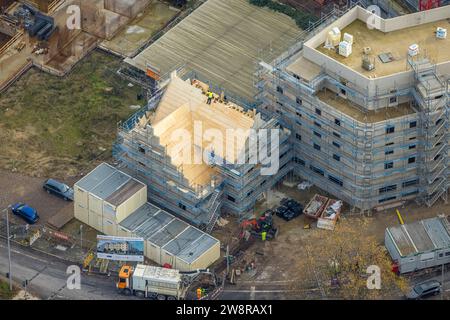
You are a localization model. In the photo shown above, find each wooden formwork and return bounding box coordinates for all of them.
[0,59,33,92]
[0,30,22,56]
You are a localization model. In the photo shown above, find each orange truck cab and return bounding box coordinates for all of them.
[117,265,133,292]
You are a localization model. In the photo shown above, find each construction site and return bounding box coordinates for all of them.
[0,0,166,92]
[1,0,450,302]
[114,72,292,231]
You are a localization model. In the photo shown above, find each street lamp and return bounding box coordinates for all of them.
[3,205,12,291]
[80,224,83,254]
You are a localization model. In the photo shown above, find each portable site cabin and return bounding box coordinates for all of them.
[119,202,221,271]
[385,216,450,274]
[74,163,147,234]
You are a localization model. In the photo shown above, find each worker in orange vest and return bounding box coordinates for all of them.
[197,288,202,300]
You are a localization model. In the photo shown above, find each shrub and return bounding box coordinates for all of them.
[249,0,317,30]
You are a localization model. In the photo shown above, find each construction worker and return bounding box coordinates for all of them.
[207,91,213,105]
[261,231,267,241]
[197,288,202,300]
[201,288,206,298]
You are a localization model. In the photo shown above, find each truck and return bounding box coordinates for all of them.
[117,264,220,300]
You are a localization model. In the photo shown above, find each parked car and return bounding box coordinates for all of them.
[406,280,441,300]
[43,179,74,201]
[11,203,39,224]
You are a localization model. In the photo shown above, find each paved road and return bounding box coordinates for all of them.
[2,237,449,300]
[221,280,322,300]
[409,268,450,300]
[0,239,134,300]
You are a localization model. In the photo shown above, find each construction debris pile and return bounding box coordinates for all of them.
[322,200,342,220]
[15,3,56,41]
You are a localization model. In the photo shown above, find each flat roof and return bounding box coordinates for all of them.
[387,216,450,257]
[134,264,181,284]
[100,1,179,57]
[315,18,450,78]
[119,202,219,264]
[174,233,218,264]
[316,88,415,122]
[75,163,146,206]
[125,0,303,102]
[286,55,322,82]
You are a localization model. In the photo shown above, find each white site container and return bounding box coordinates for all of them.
[343,32,353,45]
[437,27,447,39]
[339,41,352,57]
[408,44,419,56]
[326,30,341,47]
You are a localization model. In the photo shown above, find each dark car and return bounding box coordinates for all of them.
[406,280,441,300]
[11,203,39,224]
[43,179,74,201]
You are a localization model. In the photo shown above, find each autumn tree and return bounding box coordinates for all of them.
[293,217,409,299]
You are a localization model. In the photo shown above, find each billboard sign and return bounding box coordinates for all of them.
[96,235,144,262]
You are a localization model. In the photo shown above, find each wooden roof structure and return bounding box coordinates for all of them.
[150,74,258,188]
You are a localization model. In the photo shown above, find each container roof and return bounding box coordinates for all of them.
[386,216,450,257]
[119,202,219,265]
[170,233,219,264]
[75,163,146,206]
[133,264,181,284]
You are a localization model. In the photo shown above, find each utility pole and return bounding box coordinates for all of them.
[441,262,445,300]
[3,206,12,291]
[80,224,83,254]
[226,245,229,275]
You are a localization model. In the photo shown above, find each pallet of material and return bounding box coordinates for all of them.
[304,194,329,220]
[317,199,342,231]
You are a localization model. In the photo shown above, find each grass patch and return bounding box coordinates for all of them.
[0,279,17,299]
[0,50,143,178]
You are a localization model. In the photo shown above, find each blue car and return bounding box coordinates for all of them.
[11,203,39,224]
[43,179,74,201]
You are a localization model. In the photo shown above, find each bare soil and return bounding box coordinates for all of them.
[212,182,450,297]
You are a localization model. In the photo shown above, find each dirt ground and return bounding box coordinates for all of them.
[0,170,75,225]
[212,181,450,296]
[0,50,142,179]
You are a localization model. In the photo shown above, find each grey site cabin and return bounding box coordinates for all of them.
[385,216,450,274]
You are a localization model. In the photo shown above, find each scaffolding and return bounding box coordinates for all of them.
[114,74,292,231]
[255,7,437,213]
[408,56,449,207]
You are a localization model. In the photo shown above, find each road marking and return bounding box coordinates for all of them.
[0,242,48,264]
[223,288,319,293]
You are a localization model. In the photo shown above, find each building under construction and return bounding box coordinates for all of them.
[257,5,450,212]
[114,72,291,231]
